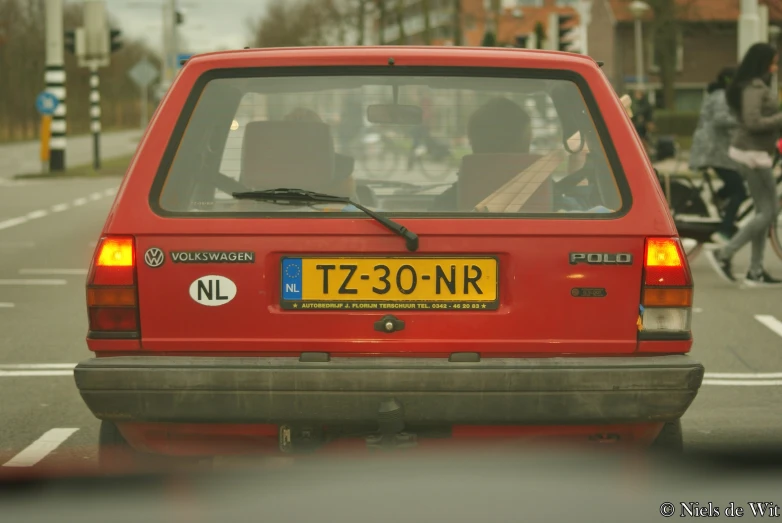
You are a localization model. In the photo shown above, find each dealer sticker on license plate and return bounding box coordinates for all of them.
[280,257,499,311]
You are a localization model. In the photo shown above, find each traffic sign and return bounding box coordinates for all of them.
[35,91,59,115]
[128,58,159,88]
[177,53,193,68]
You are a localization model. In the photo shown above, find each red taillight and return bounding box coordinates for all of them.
[640,238,693,340]
[87,236,139,338]
[644,238,690,287]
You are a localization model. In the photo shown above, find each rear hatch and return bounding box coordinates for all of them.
[116,61,668,356]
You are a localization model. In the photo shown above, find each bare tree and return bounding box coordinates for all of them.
[249,0,345,48]
[643,0,698,109]
[394,0,407,44]
[0,0,157,143]
[422,0,432,45]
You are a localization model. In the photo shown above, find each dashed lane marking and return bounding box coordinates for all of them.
[755,315,782,339]
[2,428,79,467]
[0,188,117,232]
[18,269,88,276]
[0,364,76,369]
[0,279,67,285]
[0,303,14,308]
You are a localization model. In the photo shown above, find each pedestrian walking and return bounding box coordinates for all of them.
[689,66,746,243]
[705,43,782,286]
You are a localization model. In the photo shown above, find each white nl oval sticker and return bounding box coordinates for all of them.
[189,275,237,306]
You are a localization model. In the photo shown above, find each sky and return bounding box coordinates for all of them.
[99,0,272,55]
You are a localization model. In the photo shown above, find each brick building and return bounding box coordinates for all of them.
[588,0,782,110]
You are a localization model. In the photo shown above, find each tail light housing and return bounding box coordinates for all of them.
[87,236,140,338]
[639,238,693,340]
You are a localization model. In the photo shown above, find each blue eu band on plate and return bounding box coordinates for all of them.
[280,257,499,310]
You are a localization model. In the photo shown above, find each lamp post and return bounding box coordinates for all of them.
[629,0,650,93]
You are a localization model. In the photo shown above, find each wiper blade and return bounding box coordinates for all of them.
[232,188,419,252]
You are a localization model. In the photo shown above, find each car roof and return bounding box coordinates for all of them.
[181,46,600,72]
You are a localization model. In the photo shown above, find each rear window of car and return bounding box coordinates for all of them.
[152,67,629,217]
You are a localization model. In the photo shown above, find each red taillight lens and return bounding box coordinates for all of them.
[643,238,690,287]
[88,236,139,336]
[89,308,138,331]
[640,238,693,341]
[92,237,135,286]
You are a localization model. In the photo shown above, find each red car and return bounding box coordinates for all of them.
[74,46,703,465]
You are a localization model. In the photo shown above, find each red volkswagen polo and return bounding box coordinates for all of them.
[74,46,703,465]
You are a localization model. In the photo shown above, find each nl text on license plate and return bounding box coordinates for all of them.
[280,257,499,311]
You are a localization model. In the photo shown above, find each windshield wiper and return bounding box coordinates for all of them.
[232,188,419,252]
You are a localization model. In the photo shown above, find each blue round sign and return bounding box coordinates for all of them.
[35,91,59,116]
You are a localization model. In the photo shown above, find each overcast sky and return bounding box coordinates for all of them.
[99,0,272,54]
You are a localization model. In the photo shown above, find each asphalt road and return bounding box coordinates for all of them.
[0,140,781,470]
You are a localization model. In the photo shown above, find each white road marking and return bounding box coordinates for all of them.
[19,268,88,276]
[2,428,79,467]
[0,187,117,232]
[702,379,782,386]
[0,370,74,377]
[0,364,76,369]
[0,279,67,285]
[0,303,14,308]
[692,307,703,313]
[0,217,29,231]
[26,209,48,219]
[705,372,782,379]
[755,315,782,338]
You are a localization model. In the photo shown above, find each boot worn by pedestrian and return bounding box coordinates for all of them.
[705,249,736,283]
[744,269,782,287]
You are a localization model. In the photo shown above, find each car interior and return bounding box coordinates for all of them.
[158,75,623,216]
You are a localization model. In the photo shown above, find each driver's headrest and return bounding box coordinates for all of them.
[240,121,335,190]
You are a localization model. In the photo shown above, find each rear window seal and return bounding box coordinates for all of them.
[148,65,633,220]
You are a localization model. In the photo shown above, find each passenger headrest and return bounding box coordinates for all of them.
[241,121,335,191]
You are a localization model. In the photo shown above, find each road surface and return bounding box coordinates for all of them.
[0,163,781,470]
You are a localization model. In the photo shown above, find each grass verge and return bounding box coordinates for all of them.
[14,154,133,180]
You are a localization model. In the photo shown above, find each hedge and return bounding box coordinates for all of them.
[652,110,700,137]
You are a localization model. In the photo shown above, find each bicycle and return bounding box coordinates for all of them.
[657,139,782,262]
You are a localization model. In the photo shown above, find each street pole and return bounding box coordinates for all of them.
[141,83,148,129]
[90,63,101,170]
[578,0,591,56]
[738,0,759,60]
[45,0,66,172]
[634,17,644,92]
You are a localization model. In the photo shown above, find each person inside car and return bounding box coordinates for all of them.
[282,107,358,200]
[431,97,533,211]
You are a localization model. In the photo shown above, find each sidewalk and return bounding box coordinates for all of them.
[0,130,141,179]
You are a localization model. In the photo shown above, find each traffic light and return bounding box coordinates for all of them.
[175,10,184,25]
[557,13,582,53]
[110,29,122,53]
[64,29,76,54]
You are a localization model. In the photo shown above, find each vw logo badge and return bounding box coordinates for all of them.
[144,247,165,268]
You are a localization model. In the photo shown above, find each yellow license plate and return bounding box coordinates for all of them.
[280,257,499,311]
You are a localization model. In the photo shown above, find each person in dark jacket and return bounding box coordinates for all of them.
[705,43,782,286]
[631,90,654,143]
[689,66,745,242]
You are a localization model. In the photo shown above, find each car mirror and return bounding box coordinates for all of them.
[366,104,423,125]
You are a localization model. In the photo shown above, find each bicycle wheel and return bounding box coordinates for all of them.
[769,194,782,260]
[681,238,705,261]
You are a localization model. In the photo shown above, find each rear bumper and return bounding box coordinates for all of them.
[74,355,704,425]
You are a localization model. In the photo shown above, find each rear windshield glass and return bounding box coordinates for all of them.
[155,70,626,216]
